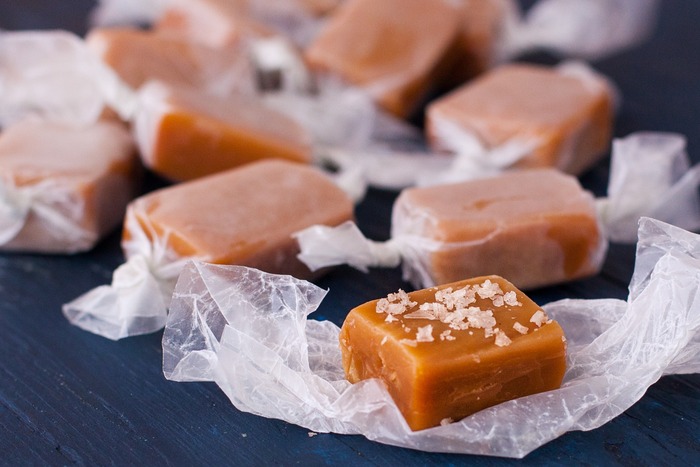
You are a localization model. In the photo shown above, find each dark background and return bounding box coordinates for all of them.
[1,1,699,464]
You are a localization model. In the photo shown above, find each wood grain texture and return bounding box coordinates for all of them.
[1,1,699,465]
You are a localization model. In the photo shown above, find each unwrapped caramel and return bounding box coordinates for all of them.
[124,159,353,279]
[133,82,313,181]
[340,275,567,431]
[305,0,463,118]
[0,120,138,253]
[392,168,604,289]
[426,63,614,175]
[86,27,255,95]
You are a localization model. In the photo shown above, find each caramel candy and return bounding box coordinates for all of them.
[340,276,567,431]
[86,27,254,95]
[133,82,313,181]
[426,63,614,175]
[393,169,604,290]
[305,0,462,118]
[124,160,353,278]
[0,120,138,253]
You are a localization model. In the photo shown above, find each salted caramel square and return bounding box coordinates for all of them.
[133,82,313,181]
[305,0,463,118]
[392,168,604,290]
[426,63,614,175]
[340,275,567,431]
[123,159,353,279]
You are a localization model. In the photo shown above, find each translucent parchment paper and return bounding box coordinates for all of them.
[63,208,193,340]
[162,217,700,458]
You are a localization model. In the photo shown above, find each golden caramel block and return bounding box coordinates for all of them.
[426,63,614,175]
[340,276,567,431]
[392,169,604,290]
[156,0,273,48]
[0,120,138,253]
[86,27,254,95]
[305,0,462,118]
[133,82,313,181]
[124,160,353,278]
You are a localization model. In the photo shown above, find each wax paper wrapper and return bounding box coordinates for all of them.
[295,131,700,288]
[597,133,700,243]
[162,217,700,457]
[0,178,99,253]
[0,30,136,127]
[63,207,193,340]
[499,0,660,63]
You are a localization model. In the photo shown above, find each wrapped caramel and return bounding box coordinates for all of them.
[162,217,700,457]
[63,160,354,339]
[296,132,700,289]
[0,120,139,253]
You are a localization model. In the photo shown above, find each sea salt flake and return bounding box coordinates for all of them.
[399,339,418,347]
[415,325,434,343]
[440,418,454,426]
[476,279,502,299]
[513,322,529,334]
[380,336,388,345]
[530,310,548,327]
[494,329,512,347]
[491,294,505,307]
[503,291,522,306]
[385,314,398,323]
[308,432,318,437]
[440,330,456,341]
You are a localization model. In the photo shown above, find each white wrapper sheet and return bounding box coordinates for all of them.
[500,0,660,62]
[162,217,700,458]
[62,209,193,340]
[295,132,700,287]
[0,31,137,127]
[0,178,97,253]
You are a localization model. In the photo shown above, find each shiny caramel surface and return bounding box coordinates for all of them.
[392,169,602,289]
[125,160,353,278]
[340,275,567,431]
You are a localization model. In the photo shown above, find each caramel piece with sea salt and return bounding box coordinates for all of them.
[124,159,353,278]
[426,63,614,175]
[0,120,138,253]
[86,27,254,95]
[340,275,567,431]
[392,169,603,290]
[133,82,312,181]
[304,0,462,118]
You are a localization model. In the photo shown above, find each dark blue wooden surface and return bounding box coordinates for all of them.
[1,1,699,465]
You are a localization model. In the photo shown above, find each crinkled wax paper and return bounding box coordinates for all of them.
[0,30,136,127]
[163,217,700,458]
[63,209,192,340]
[0,178,98,253]
[294,132,700,288]
[499,0,660,62]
